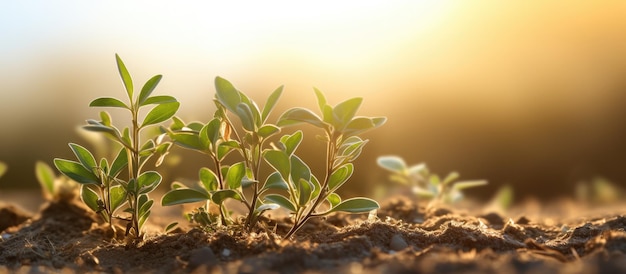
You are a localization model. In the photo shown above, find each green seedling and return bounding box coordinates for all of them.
[377,156,487,206]
[273,89,386,238]
[35,161,79,201]
[55,54,179,238]
[0,161,6,179]
[162,77,283,229]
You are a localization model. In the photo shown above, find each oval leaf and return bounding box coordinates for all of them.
[54,159,99,184]
[109,185,127,213]
[81,185,100,212]
[199,167,219,192]
[262,85,284,122]
[329,197,379,214]
[277,108,325,128]
[263,150,290,181]
[138,75,163,106]
[328,163,353,192]
[35,161,56,197]
[211,189,243,205]
[141,102,180,127]
[115,54,133,99]
[264,194,296,212]
[137,171,162,194]
[142,95,177,106]
[214,76,241,113]
[89,97,129,109]
[161,188,209,206]
[257,124,280,139]
[226,162,245,189]
[69,143,97,172]
[376,156,407,173]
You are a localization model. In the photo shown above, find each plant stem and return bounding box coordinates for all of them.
[285,131,337,238]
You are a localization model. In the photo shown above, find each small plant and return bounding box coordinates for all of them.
[35,161,78,201]
[272,89,386,238]
[55,54,179,238]
[162,76,284,229]
[0,161,6,179]
[377,156,486,206]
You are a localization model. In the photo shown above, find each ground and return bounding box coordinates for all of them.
[1,195,625,273]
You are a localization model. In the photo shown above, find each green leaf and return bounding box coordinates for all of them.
[332,97,362,128]
[109,185,127,213]
[69,143,97,172]
[257,124,280,139]
[199,167,219,192]
[290,155,311,186]
[264,194,296,212]
[161,188,210,206]
[138,75,163,106]
[115,54,134,100]
[264,150,290,180]
[255,203,280,216]
[169,131,205,151]
[89,97,129,109]
[205,118,221,144]
[214,76,241,113]
[310,175,322,200]
[327,193,341,208]
[211,189,243,205]
[165,222,178,233]
[137,171,162,194]
[35,161,56,197]
[328,163,353,192]
[81,185,101,212]
[377,156,407,173]
[261,172,288,192]
[313,87,327,113]
[100,111,113,126]
[142,102,180,127]
[296,179,313,207]
[329,197,379,214]
[343,117,385,136]
[141,95,177,106]
[280,130,303,156]
[217,142,236,161]
[109,148,128,178]
[277,108,325,129]
[226,162,245,189]
[54,159,99,184]
[262,85,283,122]
[236,103,256,131]
[442,172,460,186]
[453,180,488,190]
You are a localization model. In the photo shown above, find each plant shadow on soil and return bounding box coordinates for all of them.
[1,196,626,273]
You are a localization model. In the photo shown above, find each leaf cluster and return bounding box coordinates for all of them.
[162,79,386,237]
[54,54,178,238]
[377,156,486,206]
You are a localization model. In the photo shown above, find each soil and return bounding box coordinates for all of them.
[1,195,626,273]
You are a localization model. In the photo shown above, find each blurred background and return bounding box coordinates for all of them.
[1,1,626,202]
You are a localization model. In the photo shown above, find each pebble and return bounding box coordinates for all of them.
[188,247,218,270]
[389,234,409,251]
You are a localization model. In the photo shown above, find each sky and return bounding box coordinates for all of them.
[1,1,626,201]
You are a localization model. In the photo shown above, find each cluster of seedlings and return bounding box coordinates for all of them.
[51,54,387,240]
[1,54,489,243]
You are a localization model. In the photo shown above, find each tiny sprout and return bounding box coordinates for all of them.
[35,161,78,201]
[377,156,486,206]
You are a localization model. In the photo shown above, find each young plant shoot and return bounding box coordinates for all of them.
[55,54,179,238]
[35,161,78,201]
[377,156,487,206]
[272,89,386,238]
[162,77,283,230]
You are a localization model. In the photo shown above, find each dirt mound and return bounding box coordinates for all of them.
[0,197,625,273]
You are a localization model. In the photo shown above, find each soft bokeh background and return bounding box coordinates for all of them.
[1,1,626,202]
